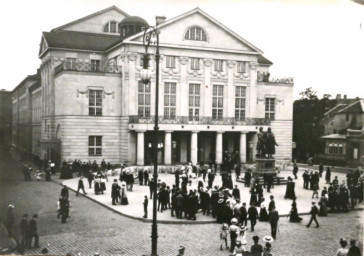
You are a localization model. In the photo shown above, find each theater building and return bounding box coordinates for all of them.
[13,6,293,166]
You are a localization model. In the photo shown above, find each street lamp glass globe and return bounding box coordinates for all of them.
[140,68,152,84]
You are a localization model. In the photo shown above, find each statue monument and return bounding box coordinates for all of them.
[255,127,279,175]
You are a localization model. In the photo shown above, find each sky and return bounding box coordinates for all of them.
[0,0,363,99]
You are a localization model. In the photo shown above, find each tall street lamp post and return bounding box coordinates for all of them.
[140,21,160,256]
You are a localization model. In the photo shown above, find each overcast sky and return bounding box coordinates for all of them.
[1,0,363,99]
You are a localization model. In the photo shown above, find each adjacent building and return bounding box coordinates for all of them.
[0,89,12,149]
[11,6,294,166]
[319,99,364,167]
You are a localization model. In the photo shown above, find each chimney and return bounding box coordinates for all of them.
[343,95,347,99]
[156,16,166,26]
[336,94,341,100]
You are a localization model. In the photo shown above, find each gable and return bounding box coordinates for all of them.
[126,9,261,54]
[53,6,128,34]
[39,35,48,56]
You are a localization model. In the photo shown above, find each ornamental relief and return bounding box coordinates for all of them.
[127,52,137,62]
[203,59,212,67]
[210,63,227,78]
[226,60,236,69]
[249,62,259,70]
[179,57,189,65]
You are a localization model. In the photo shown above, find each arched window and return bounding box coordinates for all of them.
[185,26,207,41]
[104,21,119,33]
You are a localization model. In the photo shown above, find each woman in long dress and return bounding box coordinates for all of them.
[318,196,328,216]
[259,199,269,222]
[289,199,302,223]
[120,182,129,205]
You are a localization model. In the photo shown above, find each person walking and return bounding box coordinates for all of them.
[268,195,275,213]
[6,205,15,237]
[143,195,148,218]
[268,206,279,239]
[28,214,39,248]
[76,176,87,196]
[293,162,298,179]
[306,202,319,228]
[248,203,259,231]
[60,185,69,199]
[228,218,239,253]
[111,179,120,205]
[138,168,144,185]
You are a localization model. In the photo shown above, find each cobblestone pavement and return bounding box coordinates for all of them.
[0,153,363,256]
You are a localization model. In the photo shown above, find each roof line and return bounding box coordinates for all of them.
[122,7,263,54]
[12,73,40,93]
[51,6,129,31]
[323,104,347,116]
[337,100,364,113]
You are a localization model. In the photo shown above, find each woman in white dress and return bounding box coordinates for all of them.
[120,182,128,205]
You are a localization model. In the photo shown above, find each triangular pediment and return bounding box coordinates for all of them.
[52,6,129,34]
[124,8,262,54]
[38,34,48,57]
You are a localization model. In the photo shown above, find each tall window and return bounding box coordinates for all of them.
[265,98,275,119]
[166,56,176,68]
[164,82,176,119]
[235,86,246,121]
[104,21,118,33]
[89,136,102,156]
[214,60,223,72]
[189,84,200,121]
[91,60,100,72]
[66,58,77,70]
[237,61,246,73]
[138,81,151,118]
[191,58,200,70]
[212,85,224,120]
[89,90,102,116]
[185,26,207,41]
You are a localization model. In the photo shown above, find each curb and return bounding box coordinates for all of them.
[52,176,363,225]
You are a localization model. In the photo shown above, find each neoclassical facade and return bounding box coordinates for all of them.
[13,6,293,166]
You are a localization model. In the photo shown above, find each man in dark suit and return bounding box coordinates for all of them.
[306,202,319,228]
[239,202,248,226]
[60,185,69,199]
[303,170,309,189]
[143,169,149,185]
[175,169,180,188]
[232,185,240,200]
[111,179,120,205]
[248,203,258,231]
[268,195,275,213]
[28,214,39,248]
[244,171,251,187]
[138,169,144,185]
[268,206,279,239]
[76,176,87,196]
[143,195,148,218]
[19,214,29,253]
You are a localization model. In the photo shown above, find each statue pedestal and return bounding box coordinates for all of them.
[253,158,277,176]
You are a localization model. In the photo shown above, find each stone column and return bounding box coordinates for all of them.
[216,131,224,164]
[136,130,145,166]
[240,131,247,163]
[191,131,198,165]
[164,131,172,165]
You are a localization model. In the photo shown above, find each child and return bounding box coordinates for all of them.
[220,223,229,250]
[312,183,319,199]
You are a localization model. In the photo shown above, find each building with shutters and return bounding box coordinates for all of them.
[11,6,294,166]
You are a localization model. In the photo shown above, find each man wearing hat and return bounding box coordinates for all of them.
[111,179,120,205]
[306,202,319,228]
[268,206,279,239]
[28,214,39,248]
[76,176,87,196]
[6,205,15,237]
[268,195,275,213]
[239,202,248,226]
[19,213,29,251]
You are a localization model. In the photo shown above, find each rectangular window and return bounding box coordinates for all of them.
[91,60,100,72]
[66,58,77,70]
[235,86,246,121]
[89,90,102,116]
[212,85,224,120]
[237,61,246,73]
[166,56,176,68]
[189,84,200,121]
[214,60,223,72]
[265,98,275,120]
[138,81,151,118]
[89,136,102,156]
[190,58,200,70]
[164,82,177,120]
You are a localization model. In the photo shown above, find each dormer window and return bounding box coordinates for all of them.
[185,26,207,41]
[104,21,119,33]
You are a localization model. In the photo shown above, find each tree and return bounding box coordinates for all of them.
[299,87,318,100]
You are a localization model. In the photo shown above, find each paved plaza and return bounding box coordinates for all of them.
[0,154,363,255]
[63,168,350,222]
